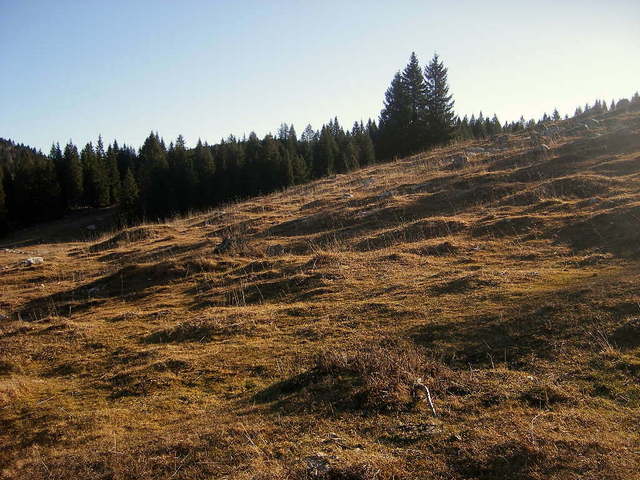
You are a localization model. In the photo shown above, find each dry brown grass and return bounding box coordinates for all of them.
[2,108,640,479]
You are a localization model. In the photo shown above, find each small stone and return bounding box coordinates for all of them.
[22,257,44,266]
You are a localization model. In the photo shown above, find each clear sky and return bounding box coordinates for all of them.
[1,0,638,151]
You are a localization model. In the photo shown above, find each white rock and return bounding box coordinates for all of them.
[22,257,44,266]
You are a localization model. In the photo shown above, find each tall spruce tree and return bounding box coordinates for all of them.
[402,52,428,153]
[378,71,411,159]
[313,126,337,177]
[11,149,62,223]
[425,54,455,145]
[49,143,63,195]
[119,168,140,224]
[93,136,111,206]
[168,135,196,213]
[138,132,171,218]
[0,167,7,233]
[81,140,109,208]
[244,132,262,196]
[62,142,83,207]
[193,139,215,207]
[106,142,121,204]
[355,129,376,166]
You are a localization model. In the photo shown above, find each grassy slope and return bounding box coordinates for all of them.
[1,109,640,480]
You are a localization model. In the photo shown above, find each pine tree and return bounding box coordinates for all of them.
[93,136,110,207]
[402,52,428,152]
[355,129,376,166]
[424,53,455,145]
[378,71,411,159]
[193,139,215,207]
[313,126,338,177]
[260,134,283,191]
[106,142,121,204]
[300,124,316,178]
[285,125,307,184]
[491,114,502,134]
[341,135,359,172]
[0,167,7,233]
[80,139,109,208]
[63,142,83,207]
[139,132,171,218]
[11,149,62,223]
[49,143,63,196]
[552,108,561,121]
[244,132,262,196]
[278,146,295,188]
[119,168,140,224]
[169,135,196,213]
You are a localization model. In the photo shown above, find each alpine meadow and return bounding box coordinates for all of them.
[1,2,640,479]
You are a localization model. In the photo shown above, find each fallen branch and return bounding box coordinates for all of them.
[414,378,438,417]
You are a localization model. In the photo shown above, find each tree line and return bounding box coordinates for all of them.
[0,119,376,232]
[1,52,639,235]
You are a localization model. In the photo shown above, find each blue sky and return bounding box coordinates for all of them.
[1,0,638,151]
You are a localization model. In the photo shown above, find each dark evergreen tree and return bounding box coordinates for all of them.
[106,142,121,204]
[313,126,338,177]
[192,139,215,207]
[119,168,140,224]
[168,135,196,213]
[11,149,62,223]
[244,132,262,196]
[424,53,455,145]
[300,124,316,178]
[81,140,109,208]
[278,146,295,188]
[355,128,375,166]
[62,141,83,207]
[0,167,7,233]
[378,71,411,159]
[138,132,171,218]
[260,134,283,190]
[402,52,428,152]
[49,143,63,197]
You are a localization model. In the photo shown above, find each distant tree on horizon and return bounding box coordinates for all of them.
[1,59,637,236]
[0,167,7,233]
[62,141,84,207]
[119,168,140,224]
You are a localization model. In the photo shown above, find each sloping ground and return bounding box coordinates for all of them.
[1,109,640,480]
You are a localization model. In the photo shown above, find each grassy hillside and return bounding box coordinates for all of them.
[2,108,640,479]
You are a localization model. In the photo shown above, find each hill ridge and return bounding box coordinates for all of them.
[1,107,640,479]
